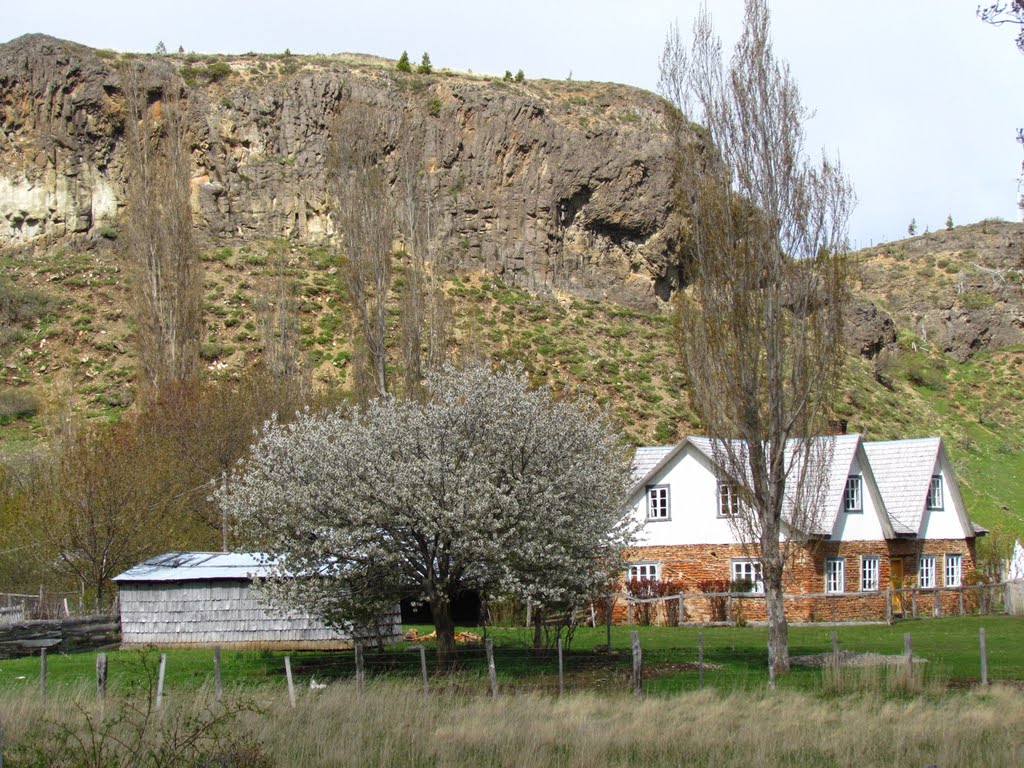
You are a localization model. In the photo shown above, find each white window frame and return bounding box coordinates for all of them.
[844,476,863,513]
[927,475,944,510]
[730,559,764,593]
[860,556,880,592]
[628,562,661,582]
[646,485,670,521]
[718,481,741,518]
[945,554,962,588]
[918,555,936,589]
[825,557,846,594]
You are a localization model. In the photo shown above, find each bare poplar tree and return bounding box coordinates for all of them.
[257,245,310,401]
[330,103,396,402]
[660,0,854,675]
[122,65,203,396]
[396,115,452,397]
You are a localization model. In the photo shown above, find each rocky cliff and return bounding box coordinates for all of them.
[0,34,683,308]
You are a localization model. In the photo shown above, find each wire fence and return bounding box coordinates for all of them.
[11,618,1013,710]
[0,590,109,623]
[608,581,1011,627]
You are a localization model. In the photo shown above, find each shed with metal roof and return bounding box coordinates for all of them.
[113,552,401,649]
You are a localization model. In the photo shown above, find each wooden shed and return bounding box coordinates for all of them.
[113,552,401,649]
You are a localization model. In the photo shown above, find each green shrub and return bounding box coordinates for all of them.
[0,388,40,421]
[962,292,994,310]
[98,226,118,240]
[396,50,412,72]
[503,70,513,82]
[514,69,525,83]
[417,52,433,74]
[428,97,442,117]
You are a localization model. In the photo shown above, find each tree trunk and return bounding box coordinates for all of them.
[429,594,458,668]
[765,572,790,676]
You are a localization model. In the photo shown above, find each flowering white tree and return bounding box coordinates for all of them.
[217,365,634,664]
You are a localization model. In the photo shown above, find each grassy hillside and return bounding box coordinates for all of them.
[0,226,1020,536]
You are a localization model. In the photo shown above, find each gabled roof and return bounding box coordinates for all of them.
[113,552,276,583]
[631,446,673,482]
[687,434,863,536]
[862,438,941,535]
[629,434,872,537]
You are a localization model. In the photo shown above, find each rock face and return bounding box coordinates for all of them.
[844,299,897,359]
[856,221,1024,360]
[0,35,683,308]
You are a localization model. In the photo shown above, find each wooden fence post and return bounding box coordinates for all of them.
[626,601,632,626]
[885,589,892,624]
[630,630,642,699]
[831,630,840,688]
[606,595,613,651]
[39,649,46,704]
[213,647,223,702]
[96,653,107,701]
[354,642,365,695]
[903,632,913,682]
[557,638,565,696]
[959,588,965,616]
[727,594,734,624]
[911,589,917,619]
[678,595,685,626]
[418,645,429,698]
[284,656,296,707]
[697,630,705,690]
[486,638,498,697]
[156,653,166,709]
[979,627,989,686]
[933,589,941,618]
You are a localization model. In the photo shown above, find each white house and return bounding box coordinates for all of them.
[623,434,982,621]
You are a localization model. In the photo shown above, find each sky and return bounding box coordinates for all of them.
[6,1,1024,248]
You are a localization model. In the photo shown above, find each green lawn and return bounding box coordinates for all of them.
[0,616,1017,700]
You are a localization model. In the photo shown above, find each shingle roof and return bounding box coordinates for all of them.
[862,438,941,535]
[113,552,277,583]
[631,446,673,482]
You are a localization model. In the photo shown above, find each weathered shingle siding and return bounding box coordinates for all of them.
[119,580,400,648]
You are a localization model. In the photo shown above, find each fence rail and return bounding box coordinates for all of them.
[609,581,1010,626]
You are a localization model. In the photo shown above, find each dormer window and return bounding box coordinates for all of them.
[646,485,670,521]
[844,476,863,512]
[718,481,741,517]
[927,475,943,510]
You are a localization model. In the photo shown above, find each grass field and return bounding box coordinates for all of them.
[1,617,1019,699]
[2,618,1022,766]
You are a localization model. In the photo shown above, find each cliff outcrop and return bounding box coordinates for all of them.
[0,34,683,308]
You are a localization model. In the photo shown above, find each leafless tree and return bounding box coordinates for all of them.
[660,0,854,675]
[121,65,204,397]
[257,245,310,400]
[396,114,452,397]
[330,103,396,402]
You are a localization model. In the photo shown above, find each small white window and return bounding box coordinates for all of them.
[927,475,944,510]
[919,555,936,589]
[646,485,670,521]
[730,559,763,593]
[860,556,880,592]
[826,558,845,594]
[628,563,661,582]
[945,554,962,587]
[844,476,862,512]
[718,481,741,517]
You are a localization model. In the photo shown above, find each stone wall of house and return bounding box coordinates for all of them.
[619,538,980,624]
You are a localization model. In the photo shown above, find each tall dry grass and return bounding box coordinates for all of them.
[3,681,1023,767]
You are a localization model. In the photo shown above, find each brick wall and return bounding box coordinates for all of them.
[620,537,979,624]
